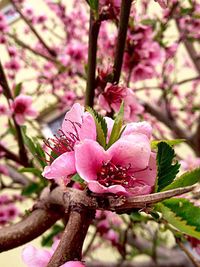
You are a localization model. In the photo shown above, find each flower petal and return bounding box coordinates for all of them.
[75,140,110,182]
[22,245,51,267]
[88,180,128,195]
[108,134,151,170]
[79,112,96,141]
[62,103,84,135]
[122,121,152,139]
[42,151,76,184]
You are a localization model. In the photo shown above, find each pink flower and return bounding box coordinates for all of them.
[10,95,38,125]
[98,84,144,122]
[42,103,96,185]
[154,0,168,8]
[22,244,85,267]
[75,129,156,196]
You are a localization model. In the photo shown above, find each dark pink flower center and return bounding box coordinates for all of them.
[97,161,134,188]
[103,86,127,105]
[15,103,26,114]
[44,120,81,162]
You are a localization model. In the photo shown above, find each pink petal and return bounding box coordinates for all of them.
[62,103,84,135]
[15,114,25,125]
[79,113,96,141]
[122,121,152,139]
[98,94,111,112]
[42,151,76,184]
[127,184,152,196]
[75,140,110,182]
[105,117,114,141]
[59,261,85,267]
[22,245,51,267]
[134,152,157,187]
[88,180,128,195]
[108,134,151,170]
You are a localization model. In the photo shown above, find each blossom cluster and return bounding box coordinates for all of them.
[0,194,20,225]
[42,103,156,196]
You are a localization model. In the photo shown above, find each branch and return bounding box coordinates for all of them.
[176,239,200,267]
[0,143,24,166]
[10,0,56,57]
[47,209,95,267]
[7,33,58,64]
[0,60,29,166]
[6,165,31,186]
[112,0,132,84]
[0,207,62,252]
[85,10,100,107]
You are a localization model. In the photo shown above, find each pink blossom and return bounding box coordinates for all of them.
[61,91,76,108]
[10,94,38,125]
[154,0,168,8]
[181,156,200,171]
[98,84,144,122]
[42,103,96,185]
[75,132,156,196]
[22,244,85,267]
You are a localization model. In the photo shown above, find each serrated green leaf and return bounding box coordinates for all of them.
[162,168,200,191]
[87,107,107,148]
[151,139,185,150]
[41,224,64,247]
[71,173,85,184]
[155,198,200,240]
[156,142,180,192]
[107,102,124,149]
[14,83,22,97]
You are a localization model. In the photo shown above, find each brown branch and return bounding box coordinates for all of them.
[85,10,100,107]
[6,165,31,186]
[47,209,95,267]
[176,239,200,267]
[7,33,58,64]
[0,61,29,166]
[143,102,196,150]
[112,0,132,84]
[0,143,24,166]
[0,207,62,252]
[10,0,56,57]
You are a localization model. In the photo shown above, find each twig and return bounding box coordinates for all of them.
[112,0,132,84]
[176,238,200,267]
[0,61,29,166]
[85,10,100,107]
[11,0,56,57]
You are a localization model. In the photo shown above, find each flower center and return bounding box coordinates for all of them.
[97,161,134,188]
[44,120,81,162]
[15,103,26,114]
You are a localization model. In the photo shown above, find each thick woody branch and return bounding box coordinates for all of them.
[85,10,100,107]
[0,207,62,252]
[11,0,56,57]
[0,61,29,166]
[47,209,95,267]
[0,185,195,253]
[112,0,132,84]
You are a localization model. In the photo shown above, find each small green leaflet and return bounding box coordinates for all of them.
[71,173,85,184]
[107,102,124,149]
[151,139,185,150]
[87,107,107,148]
[156,142,180,192]
[156,198,200,240]
[162,168,200,191]
[88,0,99,12]
[14,83,22,97]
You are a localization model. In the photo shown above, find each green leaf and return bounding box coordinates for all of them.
[151,139,185,150]
[19,167,42,178]
[41,224,64,247]
[87,107,107,148]
[71,173,85,184]
[156,198,200,240]
[162,168,200,191]
[88,0,99,11]
[156,142,180,192]
[21,127,46,168]
[107,102,124,149]
[22,182,42,196]
[14,83,22,97]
